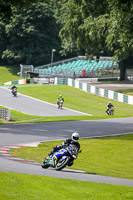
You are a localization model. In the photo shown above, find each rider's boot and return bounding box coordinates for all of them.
[68,161,73,166]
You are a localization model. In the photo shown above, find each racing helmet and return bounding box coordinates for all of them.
[60,94,62,97]
[71,132,79,142]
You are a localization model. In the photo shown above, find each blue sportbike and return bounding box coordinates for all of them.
[41,144,81,171]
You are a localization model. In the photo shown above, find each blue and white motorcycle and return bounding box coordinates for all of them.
[41,144,81,171]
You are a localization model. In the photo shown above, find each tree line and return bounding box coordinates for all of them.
[0,0,133,80]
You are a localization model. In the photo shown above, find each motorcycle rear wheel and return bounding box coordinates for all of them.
[56,157,71,171]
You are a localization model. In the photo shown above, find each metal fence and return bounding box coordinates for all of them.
[0,108,10,120]
[35,56,86,69]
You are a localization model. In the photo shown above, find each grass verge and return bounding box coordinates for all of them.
[2,84,133,124]
[116,88,133,96]
[9,134,133,179]
[0,106,114,124]
[10,84,133,122]
[0,65,19,84]
[0,84,133,124]
[0,172,133,200]
[17,85,133,118]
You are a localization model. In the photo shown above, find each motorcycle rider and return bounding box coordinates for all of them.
[41,132,81,169]
[48,132,80,163]
[11,85,17,90]
[106,101,114,115]
[11,85,17,96]
[57,94,64,106]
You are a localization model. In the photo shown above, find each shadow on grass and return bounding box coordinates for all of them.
[5,65,20,76]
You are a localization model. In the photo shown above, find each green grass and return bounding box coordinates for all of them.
[17,84,133,118]
[1,66,133,198]
[1,67,133,198]
[9,134,133,179]
[116,88,133,96]
[10,109,46,121]
[0,105,109,124]
[0,172,132,200]
[0,106,46,124]
[0,65,20,84]
[0,120,3,124]
[0,84,133,124]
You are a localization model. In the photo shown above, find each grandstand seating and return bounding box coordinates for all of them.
[34,59,118,77]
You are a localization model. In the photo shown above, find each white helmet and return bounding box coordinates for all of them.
[71,132,79,142]
[60,94,62,97]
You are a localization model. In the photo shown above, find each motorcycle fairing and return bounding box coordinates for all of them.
[46,157,53,165]
[53,148,68,166]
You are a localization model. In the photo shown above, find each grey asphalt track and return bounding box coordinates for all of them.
[0,87,88,116]
[1,156,133,187]
[1,118,133,146]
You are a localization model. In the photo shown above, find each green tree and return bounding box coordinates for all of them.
[58,0,133,80]
[0,1,61,65]
[0,0,37,17]
[106,0,133,80]
[56,0,109,57]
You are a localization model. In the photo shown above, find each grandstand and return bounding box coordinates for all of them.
[34,56,118,78]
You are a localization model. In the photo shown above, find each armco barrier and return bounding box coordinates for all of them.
[55,77,133,105]
[0,108,10,120]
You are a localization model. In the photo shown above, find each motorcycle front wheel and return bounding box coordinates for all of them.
[41,159,49,169]
[55,157,71,171]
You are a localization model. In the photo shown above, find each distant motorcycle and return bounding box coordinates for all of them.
[58,100,63,109]
[41,144,81,171]
[12,88,17,97]
[106,107,114,115]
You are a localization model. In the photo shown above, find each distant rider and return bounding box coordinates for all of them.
[48,132,80,166]
[11,85,17,95]
[106,101,114,115]
[11,85,17,90]
[57,94,64,105]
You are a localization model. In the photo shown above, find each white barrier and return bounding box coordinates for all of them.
[56,77,133,105]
